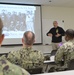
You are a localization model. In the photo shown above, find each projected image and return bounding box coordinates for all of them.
[0,5,36,38]
[0,4,42,45]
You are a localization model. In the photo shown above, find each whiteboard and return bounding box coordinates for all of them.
[42,19,64,45]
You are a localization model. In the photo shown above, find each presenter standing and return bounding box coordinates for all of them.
[46,21,65,50]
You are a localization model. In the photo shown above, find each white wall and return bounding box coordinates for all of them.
[1,6,74,53]
[42,6,74,45]
[42,6,74,30]
[0,45,52,54]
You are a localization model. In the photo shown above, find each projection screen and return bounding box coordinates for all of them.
[0,3,42,45]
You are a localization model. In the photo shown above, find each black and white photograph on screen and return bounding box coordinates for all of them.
[0,4,42,45]
[0,4,36,38]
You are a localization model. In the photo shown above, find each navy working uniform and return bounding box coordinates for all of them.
[0,55,30,75]
[7,47,44,69]
[55,39,74,70]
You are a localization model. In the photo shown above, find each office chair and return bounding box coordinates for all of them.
[26,67,43,74]
[57,59,74,71]
[50,50,57,56]
[0,53,8,57]
[67,59,74,70]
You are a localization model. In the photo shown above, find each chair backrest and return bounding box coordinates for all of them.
[0,53,8,57]
[26,67,43,74]
[50,50,57,56]
[68,59,74,70]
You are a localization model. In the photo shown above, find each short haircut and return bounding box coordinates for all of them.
[65,29,74,39]
[53,21,58,23]
[23,31,35,45]
[0,18,3,35]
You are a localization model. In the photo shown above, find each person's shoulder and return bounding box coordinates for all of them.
[31,50,44,59]
[32,50,39,53]
[58,41,74,53]
[58,42,68,50]
[0,59,30,75]
[58,26,64,29]
[49,27,55,31]
[61,41,74,49]
[32,50,43,54]
[51,27,54,29]
[19,47,27,52]
[65,41,73,45]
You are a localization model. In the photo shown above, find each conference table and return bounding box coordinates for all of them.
[33,70,74,75]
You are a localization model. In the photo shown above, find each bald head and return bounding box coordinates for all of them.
[23,31,35,46]
[53,21,58,28]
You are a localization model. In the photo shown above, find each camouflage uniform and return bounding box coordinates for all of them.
[0,56,30,75]
[7,47,44,69]
[55,39,74,70]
